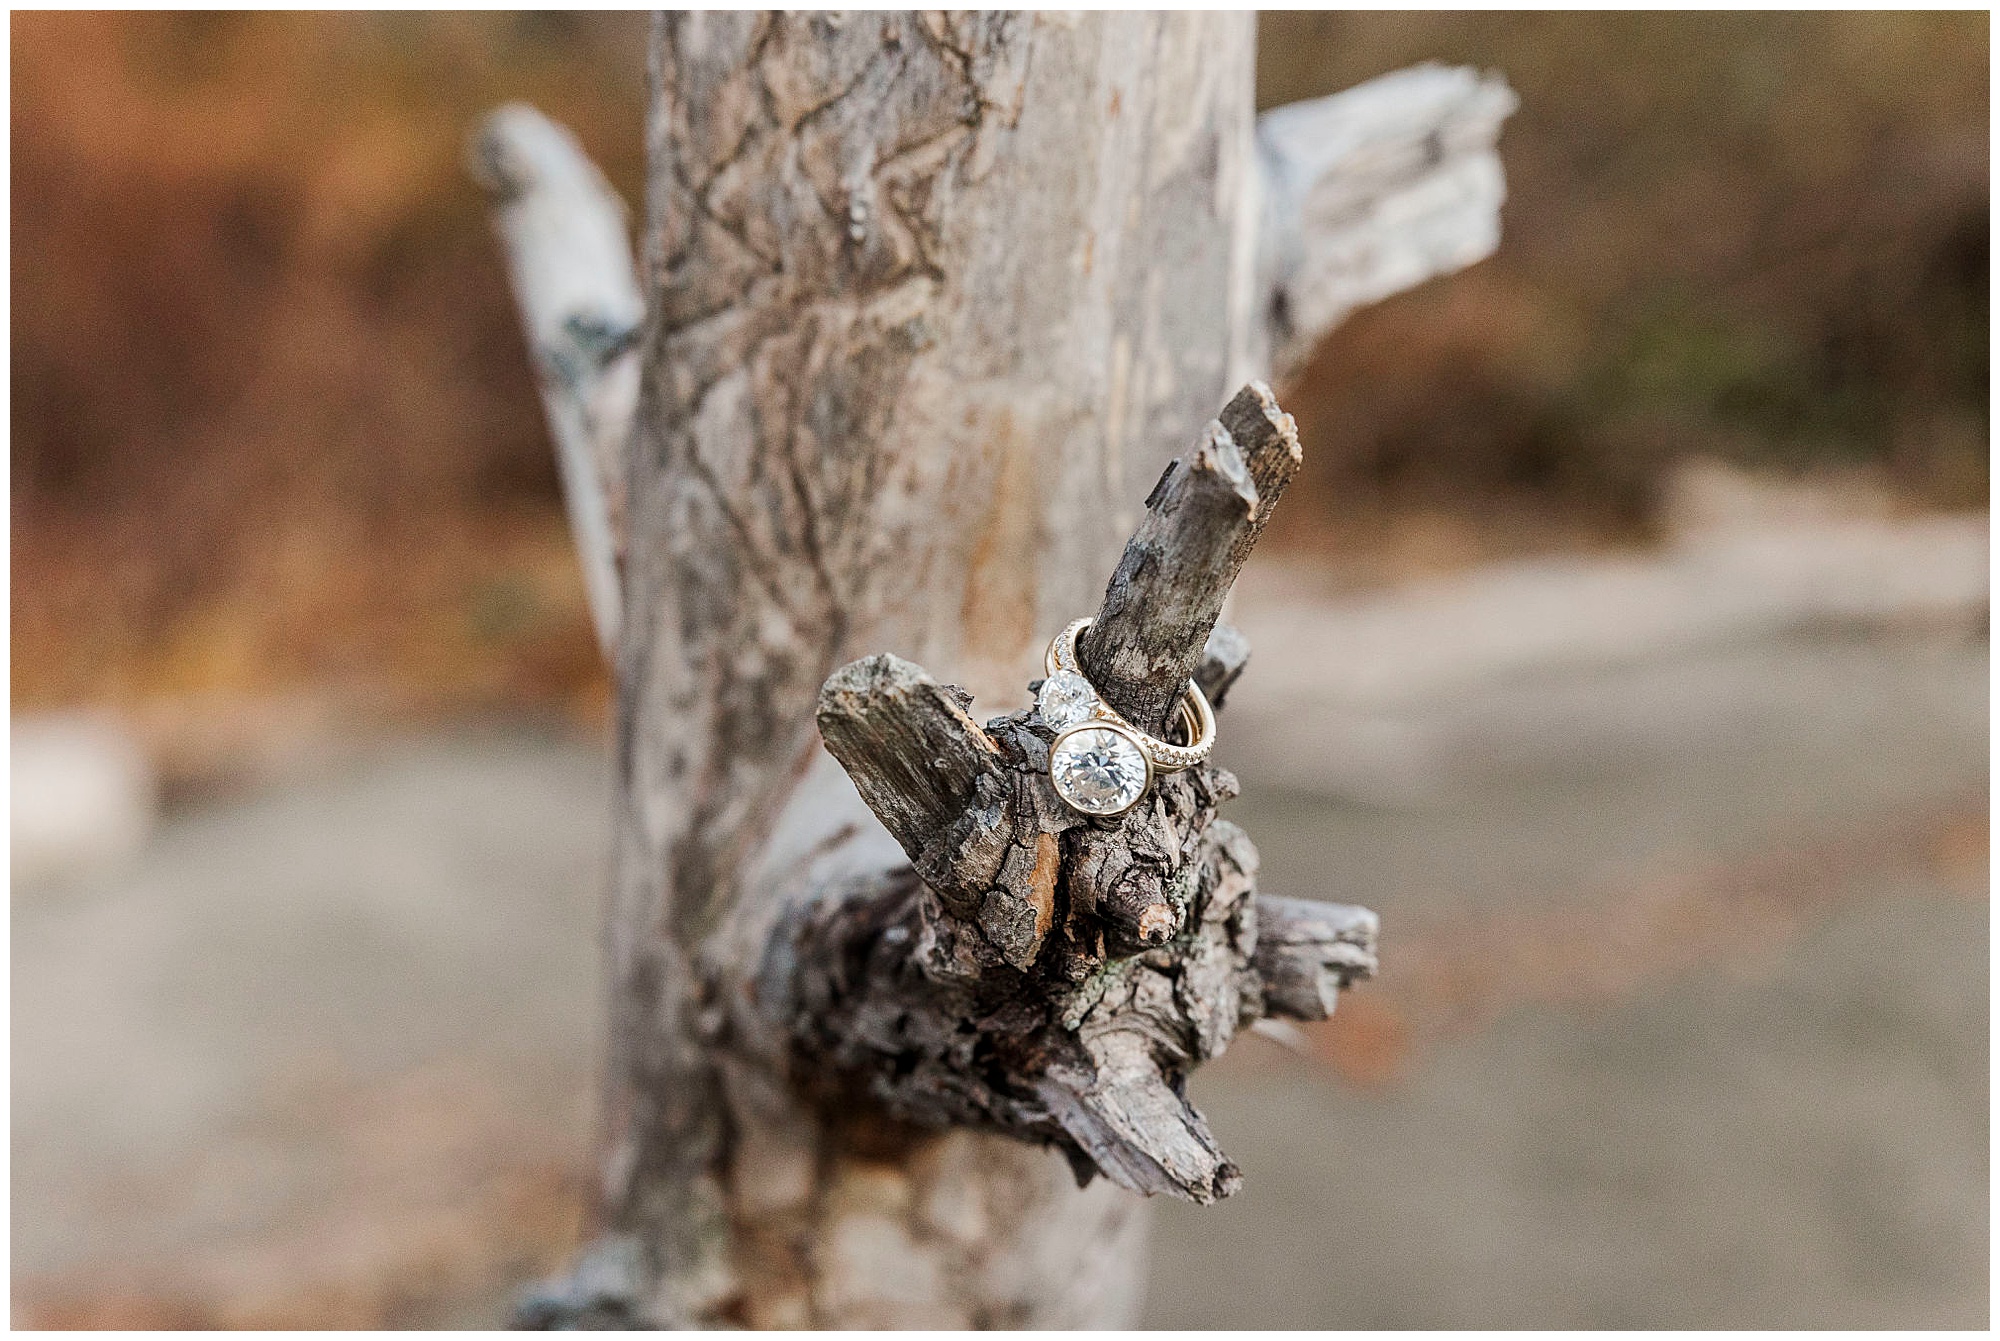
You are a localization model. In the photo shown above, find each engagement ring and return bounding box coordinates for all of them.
[1035,617,1215,817]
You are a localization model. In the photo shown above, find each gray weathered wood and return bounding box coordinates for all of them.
[477,62,1519,667]
[470,103,643,655]
[593,15,1284,1326]
[1255,895,1382,1021]
[799,653,1257,1203]
[486,15,1509,1329]
[1080,381,1301,733]
[786,406,1384,1220]
[1196,621,1253,710]
[1258,62,1517,379]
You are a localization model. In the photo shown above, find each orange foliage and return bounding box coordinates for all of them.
[12,13,645,714]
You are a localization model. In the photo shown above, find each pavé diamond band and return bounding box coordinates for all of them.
[1035,617,1216,817]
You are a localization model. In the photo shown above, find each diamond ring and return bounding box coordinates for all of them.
[1035,617,1216,817]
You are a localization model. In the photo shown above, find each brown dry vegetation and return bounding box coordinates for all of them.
[12,13,1988,715]
[12,13,646,716]
[1261,12,1988,563]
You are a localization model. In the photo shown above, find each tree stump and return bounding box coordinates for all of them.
[479,12,1512,1328]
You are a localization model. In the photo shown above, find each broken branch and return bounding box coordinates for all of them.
[1080,382,1303,735]
[785,386,1374,1205]
[1258,63,1517,380]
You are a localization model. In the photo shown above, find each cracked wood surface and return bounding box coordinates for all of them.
[1080,381,1302,734]
[492,13,1510,1330]
[477,55,1516,678]
[796,401,1375,1218]
[604,14,1273,1326]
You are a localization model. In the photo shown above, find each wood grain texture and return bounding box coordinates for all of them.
[599,14,1270,1326]
[1080,382,1302,733]
[493,15,1511,1330]
[787,409,1382,1212]
[790,688,1262,1204]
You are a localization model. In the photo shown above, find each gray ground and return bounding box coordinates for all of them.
[1152,877,1986,1328]
[12,626,1987,1327]
[1147,625,1987,1328]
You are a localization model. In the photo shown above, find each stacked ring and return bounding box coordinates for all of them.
[1035,617,1216,816]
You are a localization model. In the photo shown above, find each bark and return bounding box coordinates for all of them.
[1079,382,1301,734]
[599,15,1270,1325]
[483,13,1512,1328]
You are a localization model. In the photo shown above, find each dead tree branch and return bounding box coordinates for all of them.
[470,103,642,655]
[475,65,1518,659]
[482,17,1510,1326]
[1081,382,1302,733]
[1258,63,1517,380]
[785,387,1377,1207]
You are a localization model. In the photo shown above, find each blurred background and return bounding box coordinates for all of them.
[12,11,1988,1328]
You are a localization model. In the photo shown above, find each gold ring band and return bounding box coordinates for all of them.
[1040,617,1215,773]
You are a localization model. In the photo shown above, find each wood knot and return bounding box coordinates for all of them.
[1135,903,1178,945]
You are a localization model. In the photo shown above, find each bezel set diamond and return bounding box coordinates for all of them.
[1047,722,1152,816]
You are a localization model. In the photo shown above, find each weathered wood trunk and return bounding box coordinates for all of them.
[607,14,1262,1326]
[479,12,1512,1329]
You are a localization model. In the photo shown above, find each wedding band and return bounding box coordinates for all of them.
[1040,618,1214,772]
[1035,617,1216,817]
